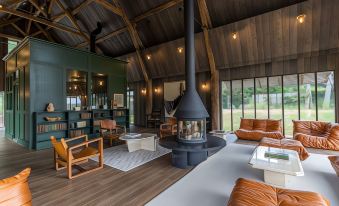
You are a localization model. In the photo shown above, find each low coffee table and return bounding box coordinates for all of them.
[249,146,304,187]
[119,133,157,152]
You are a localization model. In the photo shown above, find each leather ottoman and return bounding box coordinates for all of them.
[259,137,310,161]
[227,178,330,206]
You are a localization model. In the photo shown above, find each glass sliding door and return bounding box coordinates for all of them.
[283,75,298,136]
[256,77,268,119]
[268,76,283,122]
[317,71,335,122]
[221,71,336,134]
[243,79,255,119]
[232,80,243,130]
[221,81,232,131]
[299,73,316,120]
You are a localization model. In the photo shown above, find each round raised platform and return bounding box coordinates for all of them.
[159,135,226,168]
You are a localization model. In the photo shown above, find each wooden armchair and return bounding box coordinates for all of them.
[100,119,126,146]
[160,117,177,138]
[50,135,103,179]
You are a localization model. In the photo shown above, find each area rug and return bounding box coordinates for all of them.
[147,143,339,206]
[91,144,171,172]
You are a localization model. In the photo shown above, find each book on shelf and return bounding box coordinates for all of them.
[80,113,92,119]
[70,129,85,138]
[69,121,87,129]
[113,110,125,117]
[36,123,67,133]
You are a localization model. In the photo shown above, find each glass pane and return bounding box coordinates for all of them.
[66,70,88,110]
[243,79,255,119]
[256,77,268,119]
[269,76,283,122]
[283,75,298,136]
[178,120,205,141]
[317,71,335,122]
[221,81,232,131]
[7,40,18,53]
[232,80,243,130]
[299,73,316,120]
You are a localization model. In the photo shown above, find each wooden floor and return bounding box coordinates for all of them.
[0,128,191,206]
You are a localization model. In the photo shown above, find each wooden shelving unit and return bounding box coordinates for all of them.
[33,108,129,150]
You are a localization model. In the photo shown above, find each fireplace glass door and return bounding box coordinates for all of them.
[178,119,205,142]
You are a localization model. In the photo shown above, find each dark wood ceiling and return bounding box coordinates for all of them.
[0,0,306,57]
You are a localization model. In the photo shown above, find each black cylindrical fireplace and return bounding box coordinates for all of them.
[174,0,209,144]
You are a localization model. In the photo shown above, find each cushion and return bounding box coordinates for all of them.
[239,118,254,130]
[253,119,267,131]
[50,137,74,160]
[328,156,339,176]
[0,168,32,206]
[227,178,330,206]
[260,137,309,160]
[235,129,284,141]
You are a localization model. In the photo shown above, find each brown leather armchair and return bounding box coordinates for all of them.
[293,120,339,151]
[0,168,32,206]
[227,178,330,206]
[160,117,177,138]
[235,118,284,141]
[100,119,126,146]
[328,156,339,176]
[51,135,103,179]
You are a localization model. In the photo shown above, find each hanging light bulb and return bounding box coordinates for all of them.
[297,14,306,24]
[232,32,237,40]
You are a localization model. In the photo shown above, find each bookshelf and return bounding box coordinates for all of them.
[33,108,129,150]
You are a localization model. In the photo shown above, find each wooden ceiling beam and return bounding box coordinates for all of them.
[34,22,54,42]
[0,33,22,41]
[0,6,83,36]
[52,0,94,22]
[48,0,55,14]
[112,0,148,81]
[0,17,21,27]
[11,23,26,36]
[95,0,123,16]
[55,0,90,42]
[28,0,48,17]
[76,0,181,48]
[26,6,34,34]
[197,0,219,130]
[133,0,182,23]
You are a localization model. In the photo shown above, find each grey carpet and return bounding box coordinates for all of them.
[91,143,171,172]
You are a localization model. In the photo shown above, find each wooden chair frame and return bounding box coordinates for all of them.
[53,135,104,179]
[100,120,126,146]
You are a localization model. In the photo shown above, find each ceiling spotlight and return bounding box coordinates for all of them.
[177,47,184,53]
[232,32,237,40]
[146,54,151,60]
[297,14,306,24]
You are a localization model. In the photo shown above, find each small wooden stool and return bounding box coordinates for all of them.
[259,137,310,160]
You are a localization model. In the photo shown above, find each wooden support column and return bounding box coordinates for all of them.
[197,0,220,130]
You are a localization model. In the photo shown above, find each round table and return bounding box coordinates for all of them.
[159,135,226,168]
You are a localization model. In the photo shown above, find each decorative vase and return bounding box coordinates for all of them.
[46,103,55,112]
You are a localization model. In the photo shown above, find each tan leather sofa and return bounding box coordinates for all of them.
[235,118,284,141]
[293,120,339,151]
[328,156,339,176]
[227,178,330,206]
[0,168,32,206]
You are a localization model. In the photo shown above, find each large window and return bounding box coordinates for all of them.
[221,71,336,135]
[221,81,232,131]
[232,80,243,130]
[317,72,335,122]
[7,40,18,53]
[256,77,268,119]
[127,89,135,124]
[243,79,255,118]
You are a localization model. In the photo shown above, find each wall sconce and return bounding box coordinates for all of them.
[232,32,237,40]
[297,14,306,24]
[201,83,208,90]
[146,54,151,60]
[177,47,184,53]
[74,85,77,90]
[154,87,160,93]
[99,81,103,86]
[0,5,3,8]
[141,88,147,95]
